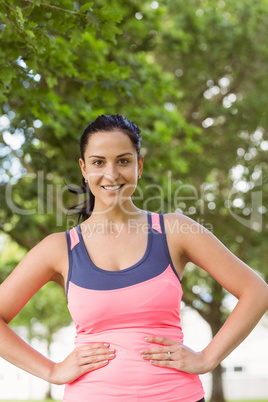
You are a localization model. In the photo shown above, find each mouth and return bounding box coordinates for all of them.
[101,184,125,191]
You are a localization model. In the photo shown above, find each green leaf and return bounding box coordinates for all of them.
[25,29,35,39]
[101,22,122,41]
[80,3,94,13]
[86,13,101,27]
[45,76,58,88]
[15,6,24,28]
[0,69,13,85]
[98,6,123,24]
[70,27,83,46]
[0,92,8,102]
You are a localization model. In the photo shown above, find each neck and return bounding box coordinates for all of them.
[90,200,142,224]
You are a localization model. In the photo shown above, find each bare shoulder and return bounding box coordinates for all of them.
[162,212,225,276]
[42,231,68,266]
[162,212,208,234]
[162,212,210,249]
[25,231,68,271]
[162,212,228,264]
[161,213,202,278]
[33,231,68,284]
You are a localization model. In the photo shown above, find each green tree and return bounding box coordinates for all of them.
[140,1,268,401]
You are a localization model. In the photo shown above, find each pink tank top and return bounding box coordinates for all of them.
[64,211,205,401]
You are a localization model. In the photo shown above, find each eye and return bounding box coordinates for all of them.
[118,158,130,165]
[92,160,104,166]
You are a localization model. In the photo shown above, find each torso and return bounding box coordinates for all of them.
[63,210,205,401]
[54,211,188,290]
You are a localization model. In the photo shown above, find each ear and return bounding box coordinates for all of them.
[138,155,144,179]
[79,158,87,181]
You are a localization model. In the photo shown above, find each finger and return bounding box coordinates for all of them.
[72,348,115,367]
[78,343,110,350]
[142,351,172,361]
[144,336,178,346]
[82,359,109,372]
[79,353,115,365]
[149,359,173,367]
[141,346,170,355]
[74,350,114,367]
[78,347,115,358]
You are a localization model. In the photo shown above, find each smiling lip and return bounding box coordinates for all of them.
[101,184,125,191]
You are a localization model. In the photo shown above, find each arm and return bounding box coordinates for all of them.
[0,233,113,384]
[0,233,63,381]
[141,213,268,374]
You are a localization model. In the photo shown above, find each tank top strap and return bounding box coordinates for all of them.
[69,226,80,249]
[150,212,182,283]
[150,212,166,236]
[65,227,81,296]
[150,212,162,233]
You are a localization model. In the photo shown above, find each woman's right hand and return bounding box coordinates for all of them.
[0,234,117,385]
[49,343,115,385]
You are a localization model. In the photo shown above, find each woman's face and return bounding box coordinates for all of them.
[79,130,144,213]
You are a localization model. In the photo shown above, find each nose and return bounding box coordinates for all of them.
[103,162,120,182]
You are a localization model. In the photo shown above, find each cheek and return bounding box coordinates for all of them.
[119,177,138,197]
[122,170,138,186]
[125,162,139,174]
[86,166,103,182]
[125,166,137,177]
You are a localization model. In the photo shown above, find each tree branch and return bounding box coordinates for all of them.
[182,293,212,323]
[184,67,247,126]
[20,0,84,16]
[183,85,207,122]
[0,4,24,35]
[0,0,17,12]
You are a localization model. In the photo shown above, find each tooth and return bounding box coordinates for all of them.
[104,185,121,189]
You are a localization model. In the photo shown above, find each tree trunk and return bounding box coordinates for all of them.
[45,337,53,400]
[45,385,53,400]
[210,363,225,402]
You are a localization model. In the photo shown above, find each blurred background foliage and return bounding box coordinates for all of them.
[0,1,268,401]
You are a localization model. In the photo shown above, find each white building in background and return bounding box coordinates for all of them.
[181,308,268,401]
[0,309,267,401]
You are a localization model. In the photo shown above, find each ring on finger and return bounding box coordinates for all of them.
[167,351,171,361]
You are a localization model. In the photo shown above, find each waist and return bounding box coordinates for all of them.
[74,326,183,347]
[64,327,204,401]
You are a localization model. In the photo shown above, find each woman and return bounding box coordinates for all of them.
[0,114,267,402]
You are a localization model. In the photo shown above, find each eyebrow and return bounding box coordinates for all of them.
[88,152,133,159]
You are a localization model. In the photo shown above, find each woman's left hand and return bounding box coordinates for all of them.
[140,336,210,375]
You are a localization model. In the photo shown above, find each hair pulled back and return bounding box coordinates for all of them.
[67,114,142,223]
